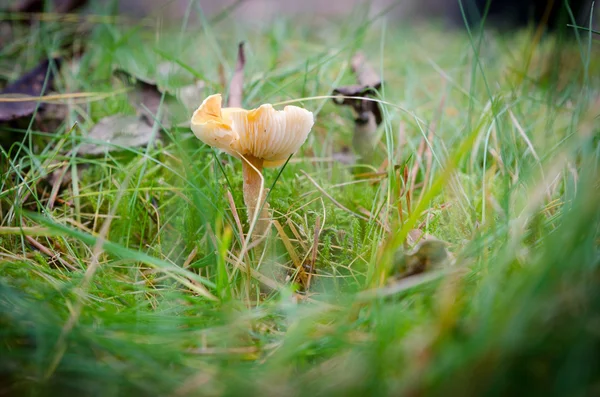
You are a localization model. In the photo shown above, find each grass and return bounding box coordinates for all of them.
[1,2,599,396]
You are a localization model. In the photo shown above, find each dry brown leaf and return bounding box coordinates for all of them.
[113,69,169,124]
[177,80,205,113]
[78,115,157,155]
[0,58,61,121]
[331,146,356,165]
[394,232,452,278]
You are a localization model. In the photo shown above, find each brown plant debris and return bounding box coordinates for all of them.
[393,230,452,278]
[0,58,61,121]
[78,115,157,155]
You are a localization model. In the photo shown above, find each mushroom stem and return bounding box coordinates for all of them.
[242,154,270,238]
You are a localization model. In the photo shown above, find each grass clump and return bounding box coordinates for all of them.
[1,3,599,396]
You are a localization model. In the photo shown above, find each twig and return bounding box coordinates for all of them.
[25,235,77,271]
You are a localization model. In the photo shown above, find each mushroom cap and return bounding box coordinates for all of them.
[191,94,314,167]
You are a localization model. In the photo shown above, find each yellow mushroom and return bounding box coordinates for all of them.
[191,94,314,236]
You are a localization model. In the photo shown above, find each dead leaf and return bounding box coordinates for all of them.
[394,233,452,278]
[78,115,157,155]
[0,58,61,121]
[331,146,356,165]
[113,69,170,126]
[177,80,205,113]
[227,41,245,108]
[405,229,435,248]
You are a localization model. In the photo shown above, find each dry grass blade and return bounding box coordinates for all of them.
[272,220,301,268]
[182,246,198,269]
[226,190,246,248]
[225,251,282,292]
[0,58,60,121]
[188,342,279,356]
[508,110,540,163]
[300,170,370,222]
[306,215,321,290]
[0,89,128,104]
[357,268,455,301]
[25,236,77,271]
[286,217,308,251]
[0,226,53,236]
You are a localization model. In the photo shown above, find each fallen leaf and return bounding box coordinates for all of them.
[0,58,61,121]
[177,80,205,113]
[405,229,435,248]
[331,146,356,165]
[227,41,245,108]
[113,69,170,126]
[393,233,452,278]
[78,115,157,155]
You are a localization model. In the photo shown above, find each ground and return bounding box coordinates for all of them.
[0,4,599,397]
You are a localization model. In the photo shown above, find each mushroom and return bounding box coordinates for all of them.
[331,52,383,163]
[191,94,314,237]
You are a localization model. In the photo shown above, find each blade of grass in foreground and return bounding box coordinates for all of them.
[24,211,217,296]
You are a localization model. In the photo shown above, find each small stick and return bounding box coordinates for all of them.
[26,235,77,271]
